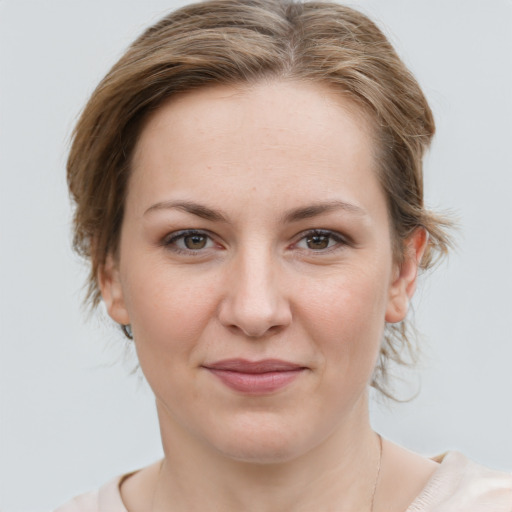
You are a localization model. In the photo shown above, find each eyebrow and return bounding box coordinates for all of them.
[144,200,229,222]
[281,200,367,223]
[144,199,366,223]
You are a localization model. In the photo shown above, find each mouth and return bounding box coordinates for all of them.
[202,359,307,394]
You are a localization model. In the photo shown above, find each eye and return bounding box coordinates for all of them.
[163,230,216,253]
[295,230,346,251]
[181,233,209,250]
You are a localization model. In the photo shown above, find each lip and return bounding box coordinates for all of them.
[202,359,306,394]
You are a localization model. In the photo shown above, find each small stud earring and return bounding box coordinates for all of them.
[121,324,133,340]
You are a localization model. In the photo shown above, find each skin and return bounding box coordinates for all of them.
[100,80,436,512]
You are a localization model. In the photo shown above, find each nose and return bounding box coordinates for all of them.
[217,247,292,338]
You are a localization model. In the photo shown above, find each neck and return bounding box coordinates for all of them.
[152,395,381,512]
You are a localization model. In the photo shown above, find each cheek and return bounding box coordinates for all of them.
[120,260,222,363]
[295,265,388,371]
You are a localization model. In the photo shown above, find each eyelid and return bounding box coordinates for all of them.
[161,228,351,255]
[162,229,219,254]
[292,229,351,251]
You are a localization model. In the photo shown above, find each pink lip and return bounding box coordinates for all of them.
[202,359,306,394]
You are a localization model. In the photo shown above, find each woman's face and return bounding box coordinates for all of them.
[101,80,421,463]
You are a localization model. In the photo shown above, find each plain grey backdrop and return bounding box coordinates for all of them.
[1,1,511,510]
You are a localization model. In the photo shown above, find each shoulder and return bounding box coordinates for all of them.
[53,488,100,512]
[407,452,512,512]
[52,473,129,512]
[52,460,162,512]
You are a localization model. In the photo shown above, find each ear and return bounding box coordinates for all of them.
[385,228,428,324]
[98,254,130,326]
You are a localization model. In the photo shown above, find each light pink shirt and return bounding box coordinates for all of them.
[54,452,512,511]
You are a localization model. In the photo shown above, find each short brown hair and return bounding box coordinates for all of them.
[68,0,452,398]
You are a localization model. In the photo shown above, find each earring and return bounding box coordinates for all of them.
[121,324,133,340]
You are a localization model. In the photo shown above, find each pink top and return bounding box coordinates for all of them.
[54,452,512,511]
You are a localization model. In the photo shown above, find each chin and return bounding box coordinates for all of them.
[207,413,317,465]
[217,439,304,465]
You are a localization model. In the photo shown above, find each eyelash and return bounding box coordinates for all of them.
[293,229,349,253]
[161,229,349,255]
[162,230,217,256]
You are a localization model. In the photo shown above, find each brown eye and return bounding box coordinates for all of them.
[183,234,208,250]
[306,234,330,250]
[295,230,346,252]
[164,230,215,253]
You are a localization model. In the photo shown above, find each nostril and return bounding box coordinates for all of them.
[217,266,292,337]
[220,312,290,339]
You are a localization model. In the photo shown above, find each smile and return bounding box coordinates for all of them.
[202,359,307,394]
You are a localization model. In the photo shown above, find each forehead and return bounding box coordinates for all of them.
[129,80,380,217]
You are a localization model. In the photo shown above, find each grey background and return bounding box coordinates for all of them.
[1,1,511,510]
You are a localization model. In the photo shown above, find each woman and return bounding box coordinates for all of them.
[54,0,512,510]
